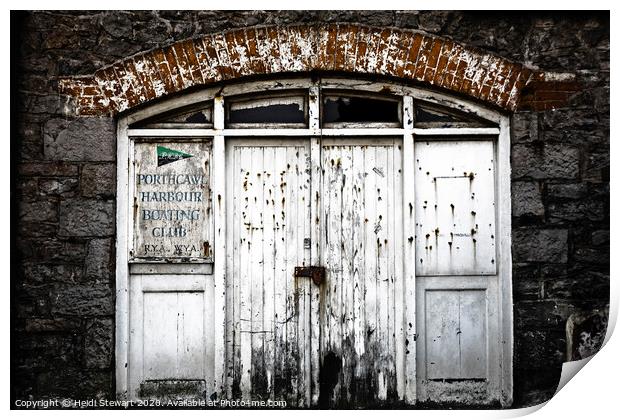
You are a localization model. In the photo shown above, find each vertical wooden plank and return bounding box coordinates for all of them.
[352,145,366,374]
[262,146,276,400]
[309,85,321,406]
[285,145,299,403]
[303,144,313,406]
[295,145,311,406]
[128,275,143,398]
[328,145,344,404]
[249,146,265,398]
[497,115,513,406]
[486,276,501,399]
[115,122,130,399]
[375,145,389,400]
[402,95,417,403]
[225,140,236,398]
[231,144,243,398]
[203,274,214,394]
[273,145,288,401]
[341,145,354,403]
[213,95,226,398]
[239,147,252,400]
[363,144,378,401]
[414,277,427,402]
[386,140,397,398]
[393,139,405,400]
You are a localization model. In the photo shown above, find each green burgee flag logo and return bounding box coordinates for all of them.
[157,145,193,167]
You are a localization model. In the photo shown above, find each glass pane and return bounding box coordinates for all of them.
[227,95,306,126]
[131,102,212,128]
[414,103,494,128]
[323,95,400,124]
[165,108,211,124]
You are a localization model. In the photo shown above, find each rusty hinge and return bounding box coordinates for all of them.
[294,266,326,286]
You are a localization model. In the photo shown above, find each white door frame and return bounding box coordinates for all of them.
[115,76,513,406]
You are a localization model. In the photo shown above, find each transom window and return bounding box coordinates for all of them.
[128,78,499,133]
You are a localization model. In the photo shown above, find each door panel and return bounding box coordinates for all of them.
[415,140,496,276]
[425,289,487,380]
[128,273,213,401]
[319,139,403,407]
[415,139,500,405]
[226,140,312,405]
[143,292,205,380]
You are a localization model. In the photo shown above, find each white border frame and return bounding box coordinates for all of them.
[115,76,512,406]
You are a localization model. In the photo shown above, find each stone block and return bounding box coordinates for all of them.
[51,285,114,317]
[512,143,580,179]
[22,263,83,285]
[58,199,115,236]
[591,230,609,246]
[43,118,116,162]
[513,228,568,263]
[81,163,116,197]
[512,111,539,143]
[39,178,79,196]
[19,200,57,223]
[547,182,588,199]
[547,200,606,223]
[84,318,113,369]
[85,238,114,281]
[512,181,544,217]
[17,162,79,177]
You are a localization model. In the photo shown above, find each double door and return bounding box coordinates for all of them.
[224,136,502,406]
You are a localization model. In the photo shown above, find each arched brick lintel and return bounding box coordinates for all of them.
[57,23,571,116]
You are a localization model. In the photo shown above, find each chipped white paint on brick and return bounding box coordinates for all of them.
[277,28,294,72]
[295,29,316,68]
[60,25,565,116]
[199,38,220,82]
[380,31,399,75]
[363,31,379,74]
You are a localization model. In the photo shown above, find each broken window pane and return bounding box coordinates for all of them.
[131,102,213,128]
[226,94,307,126]
[323,95,400,126]
[414,103,495,128]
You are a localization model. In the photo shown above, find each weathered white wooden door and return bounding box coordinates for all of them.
[415,139,502,405]
[225,139,313,405]
[127,139,215,401]
[319,138,403,407]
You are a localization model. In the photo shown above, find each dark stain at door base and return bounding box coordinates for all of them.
[319,351,342,408]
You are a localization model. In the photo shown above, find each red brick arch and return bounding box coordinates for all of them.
[58,23,572,116]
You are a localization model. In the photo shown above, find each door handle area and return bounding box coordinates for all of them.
[294,266,326,286]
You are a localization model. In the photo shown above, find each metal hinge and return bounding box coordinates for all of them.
[294,266,326,286]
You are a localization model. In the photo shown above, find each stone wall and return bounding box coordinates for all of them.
[12,11,609,407]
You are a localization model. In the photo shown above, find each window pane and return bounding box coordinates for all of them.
[414,103,494,128]
[323,95,400,124]
[227,95,306,126]
[131,102,212,128]
[166,108,211,124]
